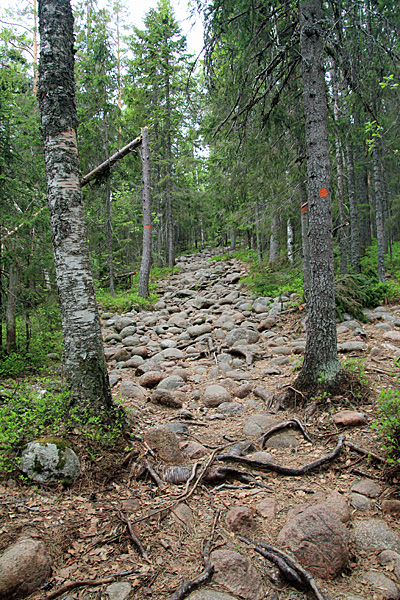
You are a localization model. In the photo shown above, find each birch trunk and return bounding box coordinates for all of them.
[269,215,279,263]
[138,127,152,298]
[287,218,294,264]
[38,0,113,414]
[296,0,341,389]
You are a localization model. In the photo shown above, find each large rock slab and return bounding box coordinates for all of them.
[0,532,51,599]
[277,505,349,579]
[211,550,264,599]
[20,438,80,483]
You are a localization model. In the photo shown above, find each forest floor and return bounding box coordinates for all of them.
[1,249,400,600]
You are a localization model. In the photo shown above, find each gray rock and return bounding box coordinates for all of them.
[124,355,144,367]
[379,550,400,582]
[119,325,137,338]
[188,591,238,600]
[338,341,366,351]
[362,571,399,599]
[270,356,290,365]
[160,339,177,349]
[105,582,132,600]
[151,389,183,408]
[166,422,190,435]
[217,402,246,415]
[243,414,278,437]
[122,335,141,347]
[194,296,214,309]
[0,532,52,600]
[20,438,80,483]
[119,381,147,402]
[153,348,184,361]
[114,316,135,332]
[375,322,393,331]
[226,328,259,346]
[352,519,400,553]
[157,375,185,391]
[350,493,371,511]
[109,373,121,387]
[187,323,212,338]
[202,385,231,407]
[265,432,299,449]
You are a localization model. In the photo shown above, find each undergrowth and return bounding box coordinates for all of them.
[0,379,125,477]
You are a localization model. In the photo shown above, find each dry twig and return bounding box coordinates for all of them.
[46,569,137,599]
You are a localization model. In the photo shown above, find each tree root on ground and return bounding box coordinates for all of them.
[258,418,312,448]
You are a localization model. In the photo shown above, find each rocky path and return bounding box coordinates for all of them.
[2,249,400,600]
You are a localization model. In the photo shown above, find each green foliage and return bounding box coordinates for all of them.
[244,259,303,298]
[211,249,257,263]
[335,272,390,322]
[0,380,125,477]
[374,382,400,468]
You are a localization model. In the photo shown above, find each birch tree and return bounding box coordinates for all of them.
[38,0,113,415]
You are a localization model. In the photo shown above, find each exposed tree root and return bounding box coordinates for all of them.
[258,418,312,448]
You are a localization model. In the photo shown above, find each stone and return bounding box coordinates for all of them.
[383,500,400,515]
[333,411,367,427]
[124,355,144,367]
[265,432,299,449]
[112,348,131,362]
[271,346,291,355]
[338,341,366,351]
[166,422,189,435]
[249,451,275,464]
[257,318,276,332]
[155,348,184,360]
[172,503,194,532]
[352,519,400,552]
[379,550,400,581]
[160,339,178,349]
[376,322,393,331]
[225,506,253,532]
[321,491,351,523]
[119,325,137,338]
[20,438,80,483]
[0,532,51,599]
[243,414,278,437]
[235,383,253,399]
[194,296,214,309]
[157,375,185,391]
[350,493,371,512]
[143,426,184,464]
[361,571,400,599]
[109,373,121,387]
[211,550,264,600]
[181,441,208,459]
[105,582,132,600]
[202,385,231,407]
[188,591,237,600]
[122,335,141,347]
[187,324,212,338]
[114,316,135,332]
[255,497,276,519]
[119,381,147,402]
[384,331,400,343]
[226,328,259,346]
[217,402,246,415]
[138,371,165,388]
[351,479,381,498]
[277,505,349,579]
[130,345,148,357]
[151,389,183,408]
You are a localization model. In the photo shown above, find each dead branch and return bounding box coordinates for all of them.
[238,537,329,600]
[345,440,388,464]
[81,135,142,187]
[46,569,137,599]
[117,511,147,558]
[259,418,312,448]
[144,459,165,488]
[216,435,345,476]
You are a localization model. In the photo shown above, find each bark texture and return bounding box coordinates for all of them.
[38,0,112,412]
[346,141,361,273]
[297,0,342,388]
[138,126,152,298]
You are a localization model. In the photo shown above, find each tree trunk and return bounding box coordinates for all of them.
[373,141,386,282]
[6,263,17,355]
[296,0,341,389]
[255,203,263,264]
[287,218,294,264]
[138,126,152,298]
[164,52,174,268]
[230,229,236,251]
[354,111,371,253]
[269,215,279,263]
[38,0,113,415]
[346,140,361,273]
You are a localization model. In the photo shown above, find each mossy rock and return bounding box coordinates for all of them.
[20,437,80,483]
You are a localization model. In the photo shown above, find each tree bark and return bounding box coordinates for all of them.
[6,263,17,355]
[38,0,113,414]
[373,141,386,282]
[287,218,294,264]
[138,127,152,298]
[346,140,361,273]
[296,0,342,389]
[269,215,279,263]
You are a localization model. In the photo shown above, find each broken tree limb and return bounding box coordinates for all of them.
[345,440,388,464]
[81,135,142,187]
[117,510,147,558]
[238,537,329,600]
[215,435,345,476]
[46,569,137,599]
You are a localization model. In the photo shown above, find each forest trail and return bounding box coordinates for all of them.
[2,249,400,600]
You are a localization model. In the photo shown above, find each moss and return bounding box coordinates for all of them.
[33,454,44,474]
[36,436,69,471]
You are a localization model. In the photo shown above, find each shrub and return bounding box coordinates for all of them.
[374,386,400,469]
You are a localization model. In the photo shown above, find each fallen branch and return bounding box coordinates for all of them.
[238,537,329,600]
[345,440,388,464]
[46,569,137,599]
[216,435,345,476]
[81,135,142,186]
[117,510,147,558]
[259,418,312,448]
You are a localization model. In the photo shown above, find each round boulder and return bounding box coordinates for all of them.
[20,437,80,483]
[202,385,231,407]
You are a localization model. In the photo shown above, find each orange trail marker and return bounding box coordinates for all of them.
[319,188,328,198]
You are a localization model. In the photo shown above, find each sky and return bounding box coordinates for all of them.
[0,0,205,57]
